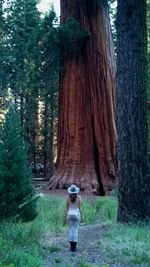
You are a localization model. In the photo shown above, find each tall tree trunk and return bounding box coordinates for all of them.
[43,94,55,177]
[49,0,117,194]
[43,97,48,177]
[48,94,55,177]
[26,91,39,175]
[20,92,24,129]
[117,0,149,222]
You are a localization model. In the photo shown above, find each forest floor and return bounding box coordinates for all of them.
[37,186,150,267]
[42,223,128,267]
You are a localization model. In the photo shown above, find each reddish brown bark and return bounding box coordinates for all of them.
[48,0,117,194]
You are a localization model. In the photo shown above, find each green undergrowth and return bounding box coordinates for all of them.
[0,195,149,267]
[97,223,150,266]
[0,196,65,267]
[82,197,118,224]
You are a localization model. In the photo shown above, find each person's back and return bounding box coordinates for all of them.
[67,195,81,222]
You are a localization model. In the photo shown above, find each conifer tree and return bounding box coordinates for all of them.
[39,8,59,177]
[6,0,41,165]
[0,106,37,221]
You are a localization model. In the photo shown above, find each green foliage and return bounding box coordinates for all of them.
[0,196,65,267]
[0,106,37,222]
[0,264,15,267]
[49,245,61,253]
[82,197,117,224]
[6,0,40,95]
[0,200,44,266]
[36,9,59,172]
[58,17,90,57]
[35,196,65,232]
[94,197,118,222]
[54,257,61,263]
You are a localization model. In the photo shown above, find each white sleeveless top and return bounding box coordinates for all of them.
[67,197,81,220]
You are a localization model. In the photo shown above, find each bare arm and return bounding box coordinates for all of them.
[78,195,84,221]
[63,196,69,223]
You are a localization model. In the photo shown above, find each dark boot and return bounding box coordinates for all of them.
[70,241,74,252]
[72,242,77,252]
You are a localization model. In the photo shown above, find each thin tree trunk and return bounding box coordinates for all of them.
[26,91,39,175]
[43,94,55,177]
[43,97,48,177]
[49,0,117,194]
[48,94,55,177]
[20,92,24,129]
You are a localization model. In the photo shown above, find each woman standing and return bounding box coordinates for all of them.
[64,184,83,252]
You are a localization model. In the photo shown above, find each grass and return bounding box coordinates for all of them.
[82,196,117,224]
[0,195,149,267]
[0,196,65,267]
[49,245,61,253]
[98,223,150,266]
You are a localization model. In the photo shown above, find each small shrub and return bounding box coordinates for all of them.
[0,106,37,222]
[49,245,60,253]
[54,257,61,263]
[131,253,150,265]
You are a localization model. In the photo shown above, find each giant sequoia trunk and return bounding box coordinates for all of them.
[49,0,117,194]
[117,0,149,221]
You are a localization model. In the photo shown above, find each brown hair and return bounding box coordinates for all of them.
[69,194,77,203]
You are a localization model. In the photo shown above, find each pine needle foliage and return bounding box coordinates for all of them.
[58,17,90,57]
[0,106,37,222]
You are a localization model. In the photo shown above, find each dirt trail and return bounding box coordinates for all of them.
[39,190,148,267]
[39,189,116,266]
[42,222,128,267]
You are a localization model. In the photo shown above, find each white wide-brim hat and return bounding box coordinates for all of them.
[68,184,80,195]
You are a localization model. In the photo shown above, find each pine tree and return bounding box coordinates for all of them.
[0,0,10,113]
[5,0,41,165]
[39,9,59,177]
[0,106,37,221]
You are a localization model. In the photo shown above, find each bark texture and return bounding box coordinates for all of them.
[48,0,117,194]
[117,0,149,221]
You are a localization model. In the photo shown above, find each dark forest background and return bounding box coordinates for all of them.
[0,0,149,179]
